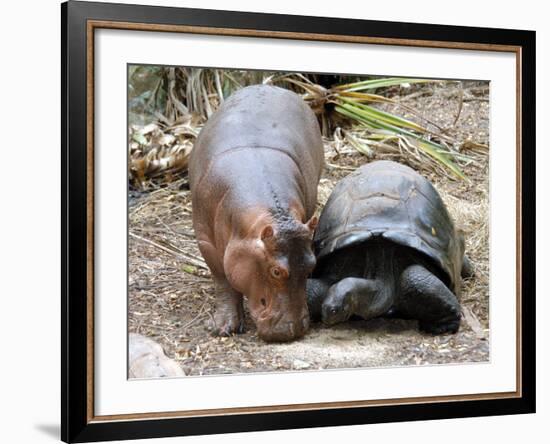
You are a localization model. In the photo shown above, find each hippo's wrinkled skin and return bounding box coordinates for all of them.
[189,85,324,342]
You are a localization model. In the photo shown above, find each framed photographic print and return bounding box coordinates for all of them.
[61,0,536,442]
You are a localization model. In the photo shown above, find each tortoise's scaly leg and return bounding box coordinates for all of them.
[461,256,475,279]
[398,265,461,334]
[322,277,392,325]
[457,231,474,278]
[306,278,331,321]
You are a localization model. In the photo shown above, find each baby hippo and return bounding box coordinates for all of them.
[189,85,324,342]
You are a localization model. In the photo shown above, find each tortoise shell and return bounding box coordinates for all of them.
[314,161,464,295]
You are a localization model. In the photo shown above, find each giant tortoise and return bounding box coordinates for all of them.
[306,160,473,334]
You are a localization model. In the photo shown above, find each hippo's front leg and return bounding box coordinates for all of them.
[211,277,245,336]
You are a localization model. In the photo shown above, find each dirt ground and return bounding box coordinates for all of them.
[128,81,490,376]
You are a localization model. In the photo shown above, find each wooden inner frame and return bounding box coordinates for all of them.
[86,19,523,424]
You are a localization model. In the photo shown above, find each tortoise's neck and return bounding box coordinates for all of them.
[350,279,394,319]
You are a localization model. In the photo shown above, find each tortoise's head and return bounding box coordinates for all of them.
[322,299,352,326]
[322,285,353,326]
[224,212,318,342]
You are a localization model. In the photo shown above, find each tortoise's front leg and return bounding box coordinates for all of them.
[398,265,461,334]
[306,278,331,321]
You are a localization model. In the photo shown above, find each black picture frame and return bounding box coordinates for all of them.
[61,1,536,442]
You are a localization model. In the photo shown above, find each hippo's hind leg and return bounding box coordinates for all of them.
[398,265,461,334]
[211,277,245,336]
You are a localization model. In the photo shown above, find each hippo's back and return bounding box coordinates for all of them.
[189,85,324,216]
[192,85,321,161]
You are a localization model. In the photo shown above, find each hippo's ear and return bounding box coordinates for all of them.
[306,216,318,233]
[261,225,274,241]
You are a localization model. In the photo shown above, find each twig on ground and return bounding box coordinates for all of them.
[462,299,486,339]
[129,231,208,270]
[450,86,464,129]
[325,162,356,171]
[175,299,211,333]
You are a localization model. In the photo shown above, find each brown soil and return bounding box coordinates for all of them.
[128,81,490,376]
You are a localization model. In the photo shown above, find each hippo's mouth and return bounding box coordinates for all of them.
[246,293,309,342]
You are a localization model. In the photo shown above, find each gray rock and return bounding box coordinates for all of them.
[129,333,185,378]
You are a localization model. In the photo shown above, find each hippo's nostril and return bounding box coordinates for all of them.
[260,298,266,307]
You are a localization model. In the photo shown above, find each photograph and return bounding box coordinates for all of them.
[59,1,535,441]
[127,66,490,378]
[1,0,543,442]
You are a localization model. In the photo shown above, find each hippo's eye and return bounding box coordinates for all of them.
[269,265,288,281]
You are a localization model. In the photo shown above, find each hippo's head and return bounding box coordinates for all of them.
[224,215,318,342]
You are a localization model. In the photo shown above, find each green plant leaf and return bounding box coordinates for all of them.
[334,77,435,92]
[132,132,148,145]
[334,104,466,180]
[337,98,428,132]
[182,265,197,274]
